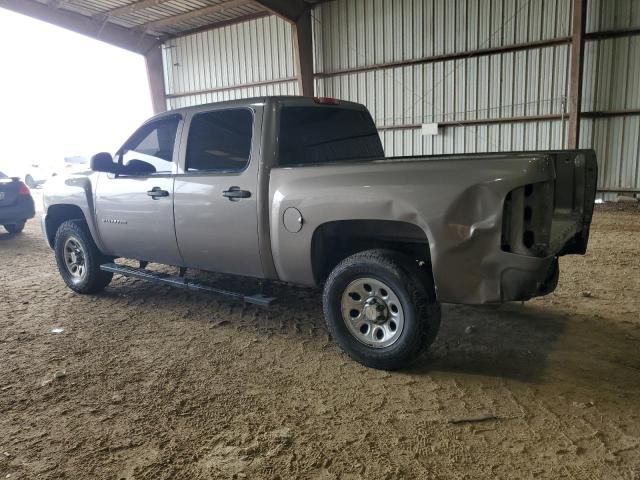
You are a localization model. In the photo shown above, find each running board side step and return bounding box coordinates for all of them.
[100,263,276,306]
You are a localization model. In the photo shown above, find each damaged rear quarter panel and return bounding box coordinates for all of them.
[269,154,555,304]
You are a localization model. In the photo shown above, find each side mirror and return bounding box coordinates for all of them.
[90,152,117,173]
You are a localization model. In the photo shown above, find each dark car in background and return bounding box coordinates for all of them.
[0,171,35,234]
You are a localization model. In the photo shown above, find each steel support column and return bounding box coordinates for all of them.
[144,44,167,113]
[253,0,314,97]
[568,0,587,149]
[293,10,314,96]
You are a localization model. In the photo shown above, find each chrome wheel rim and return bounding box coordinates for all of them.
[63,236,86,281]
[341,277,405,348]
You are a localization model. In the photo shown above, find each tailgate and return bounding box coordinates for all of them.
[549,150,598,255]
[501,149,598,257]
[0,179,21,207]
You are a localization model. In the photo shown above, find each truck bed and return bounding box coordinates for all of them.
[268,149,597,304]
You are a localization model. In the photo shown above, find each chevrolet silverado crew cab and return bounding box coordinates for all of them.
[41,96,597,370]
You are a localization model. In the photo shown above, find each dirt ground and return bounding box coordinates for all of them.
[1,206,639,480]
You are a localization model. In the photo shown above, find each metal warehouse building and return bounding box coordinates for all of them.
[3,0,639,194]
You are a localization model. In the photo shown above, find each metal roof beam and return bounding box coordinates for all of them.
[167,11,271,38]
[252,0,308,21]
[98,0,172,18]
[0,0,160,53]
[140,0,252,31]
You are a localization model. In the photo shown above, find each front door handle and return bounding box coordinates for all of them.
[147,187,169,199]
[222,186,251,201]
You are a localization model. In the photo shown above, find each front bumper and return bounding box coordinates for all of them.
[0,196,35,225]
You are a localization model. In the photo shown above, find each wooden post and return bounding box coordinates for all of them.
[568,0,587,148]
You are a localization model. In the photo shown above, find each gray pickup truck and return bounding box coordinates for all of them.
[42,96,597,369]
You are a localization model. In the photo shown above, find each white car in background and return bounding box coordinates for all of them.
[23,163,50,188]
[22,156,89,188]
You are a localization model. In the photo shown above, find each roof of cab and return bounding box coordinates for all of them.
[148,96,368,122]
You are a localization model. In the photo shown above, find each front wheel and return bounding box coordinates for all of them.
[4,221,26,234]
[54,220,113,294]
[323,249,441,370]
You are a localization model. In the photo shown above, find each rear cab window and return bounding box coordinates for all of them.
[277,105,384,167]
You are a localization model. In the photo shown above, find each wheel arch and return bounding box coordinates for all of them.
[44,204,87,248]
[310,219,434,286]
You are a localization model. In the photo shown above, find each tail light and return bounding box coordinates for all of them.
[17,181,30,196]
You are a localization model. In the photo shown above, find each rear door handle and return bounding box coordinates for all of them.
[222,186,251,201]
[147,187,169,199]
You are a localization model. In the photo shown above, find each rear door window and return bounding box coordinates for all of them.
[277,106,384,166]
[185,109,253,173]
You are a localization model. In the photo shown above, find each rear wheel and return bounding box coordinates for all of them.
[54,220,112,294]
[323,249,441,370]
[4,221,26,234]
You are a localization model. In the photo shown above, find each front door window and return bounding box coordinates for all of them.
[120,118,179,174]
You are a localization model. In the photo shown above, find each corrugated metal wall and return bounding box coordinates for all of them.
[162,0,640,192]
[313,0,570,157]
[162,15,298,109]
[582,0,640,192]
[313,0,571,127]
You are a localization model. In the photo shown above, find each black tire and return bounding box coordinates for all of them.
[25,175,37,189]
[323,249,441,370]
[4,221,26,234]
[54,220,113,294]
